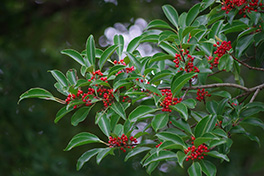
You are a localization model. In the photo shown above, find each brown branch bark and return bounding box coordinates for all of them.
[231,55,264,72]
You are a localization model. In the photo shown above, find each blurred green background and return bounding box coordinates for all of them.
[1,0,264,175]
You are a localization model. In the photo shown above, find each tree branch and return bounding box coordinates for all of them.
[231,55,264,72]
[250,88,260,103]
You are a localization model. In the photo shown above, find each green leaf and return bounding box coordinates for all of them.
[151,113,169,132]
[170,118,192,135]
[156,131,186,148]
[211,91,231,99]
[126,36,142,53]
[221,20,248,34]
[143,84,162,96]
[149,70,172,84]
[54,106,74,123]
[125,147,151,162]
[206,101,218,114]
[114,34,124,58]
[143,150,177,166]
[218,54,233,72]
[186,3,200,26]
[241,118,264,130]
[159,41,178,56]
[195,115,217,137]
[49,70,69,88]
[176,151,186,168]
[146,162,159,175]
[235,34,254,58]
[113,80,133,92]
[18,88,57,103]
[110,102,126,120]
[66,69,77,85]
[146,19,174,30]
[194,137,214,147]
[77,148,102,170]
[149,54,174,63]
[128,105,158,122]
[171,72,196,96]
[64,132,101,151]
[99,44,119,70]
[188,162,202,176]
[178,12,187,29]
[207,151,230,162]
[125,52,142,71]
[86,35,96,67]
[61,49,85,66]
[98,114,111,137]
[71,106,93,126]
[182,98,196,109]
[170,103,188,121]
[162,5,179,29]
[96,147,114,164]
[200,160,217,176]
[107,65,126,78]
[90,80,111,87]
[209,20,224,39]
[158,141,183,151]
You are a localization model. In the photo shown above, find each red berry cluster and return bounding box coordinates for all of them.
[196,88,211,102]
[65,90,84,108]
[97,87,114,108]
[215,120,223,127]
[88,70,108,83]
[108,134,138,152]
[184,137,209,161]
[156,142,162,148]
[81,88,95,106]
[160,89,182,112]
[221,0,264,16]
[113,59,126,66]
[173,50,199,74]
[122,96,130,102]
[213,41,232,58]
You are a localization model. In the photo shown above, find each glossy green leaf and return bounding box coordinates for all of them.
[151,113,169,132]
[241,118,264,130]
[61,49,85,66]
[156,131,186,147]
[188,162,202,176]
[149,70,172,83]
[178,12,187,29]
[195,115,217,137]
[66,69,77,85]
[235,34,254,58]
[110,101,126,120]
[126,36,142,53]
[143,150,177,166]
[176,151,186,168]
[200,160,217,176]
[18,88,57,103]
[207,151,230,162]
[143,84,162,96]
[158,141,183,151]
[125,147,151,162]
[146,162,159,175]
[186,3,200,26]
[96,147,114,164]
[90,80,111,87]
[146,19,174,30]
[113,80,133,92]
[114,34,124,58]
[221,20,248,34]
[107,65,126,78]
[170,118,192,134]
[209,20,224,39]
[171,72,196,96]
[64,132,101,151]
[99,44,118,70]
[206,101,218,114]
[86,35,96,67]
[182,98,196,109]
[149,54,174,63]
[211,91,231,99]
[77,148,102,170]
[49,70,69,88]
[98,114,111,137]
[128,105,158,122]
[125,52,142,71]
[159,41,178,56]
[170,103,188,121]
[54,106,74,123]
[194,137,214,147]
[218,54,233,72]
[162,5,179,29]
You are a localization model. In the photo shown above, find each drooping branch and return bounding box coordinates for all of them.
[231,55,264,72]
[182,83,249,91]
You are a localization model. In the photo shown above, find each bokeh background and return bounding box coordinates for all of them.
[1,0,264,175]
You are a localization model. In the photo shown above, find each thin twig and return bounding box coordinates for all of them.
[208,70,224,77]
[250,88,260,103]
[231,55,264,72]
